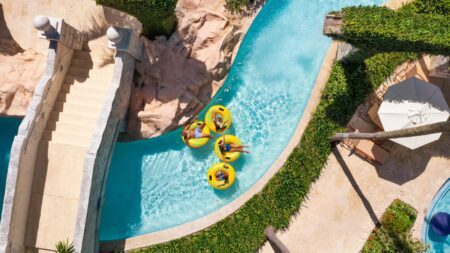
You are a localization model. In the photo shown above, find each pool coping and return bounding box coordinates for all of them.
[421,178,450,247]
[100,41,340,252]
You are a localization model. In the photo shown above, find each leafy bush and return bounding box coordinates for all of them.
[132,49,417,252]
[225,0,251,12]
[96,0,177,38]
[335,6,450,55]
[362,199,426,253]
[55,240,75,253]
[413,0,450,15]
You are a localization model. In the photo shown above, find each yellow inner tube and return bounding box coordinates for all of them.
[214,135,242,162]
[181,121,210,148]
[207,162,236,190]
[205,105,232,133]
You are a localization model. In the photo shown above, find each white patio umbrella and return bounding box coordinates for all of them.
[378,77,450,149]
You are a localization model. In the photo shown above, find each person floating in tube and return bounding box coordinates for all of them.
[218,135,250,154]
[216,170,229,187]
[213,112,228,131]
[182,121,212,147]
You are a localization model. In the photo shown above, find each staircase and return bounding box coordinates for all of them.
[25,44,115,252]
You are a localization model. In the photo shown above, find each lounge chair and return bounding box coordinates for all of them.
[367,103,383,130]
[354,139,389,165]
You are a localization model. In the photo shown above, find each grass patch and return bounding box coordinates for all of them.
[133,49,417,252]
[362,199,426,253]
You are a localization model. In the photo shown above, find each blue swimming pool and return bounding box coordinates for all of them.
[0,117,22,216]
[99,0,384,240]
[423,180,450,253]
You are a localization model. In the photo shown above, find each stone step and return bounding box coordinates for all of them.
[60,83,108,98]
[57,93,105,108]
[64,69,114,84]
[63,75,111,88]
[70,58,93,69]
[50,111,98,126]
[53,101,103,116]
[42,130,92,147]
[45,120,94,134]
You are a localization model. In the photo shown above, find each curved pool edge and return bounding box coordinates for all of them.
[421,178,450,247]
[99,41,340,252]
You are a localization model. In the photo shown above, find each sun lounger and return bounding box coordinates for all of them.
[354,139,389,165]
[367,103,383,130]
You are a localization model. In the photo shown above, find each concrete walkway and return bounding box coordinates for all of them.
[260,134,450,253]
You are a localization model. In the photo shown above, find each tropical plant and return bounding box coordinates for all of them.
[55,239,75,253]
[95,0,177,38]
[362,199,426,253]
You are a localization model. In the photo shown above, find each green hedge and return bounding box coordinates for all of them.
[225,0,251,12]
[96,0,177,38]
[410,0,450,15]
[337,6,450,55]
[362,199,426,253]
[133,50,417,252]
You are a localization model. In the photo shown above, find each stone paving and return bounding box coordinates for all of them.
[260,136,450,253]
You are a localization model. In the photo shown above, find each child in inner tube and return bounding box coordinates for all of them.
[218,135,250,154]
[213,112,228,131]
[216,170,229,186]
[182,120,212,147]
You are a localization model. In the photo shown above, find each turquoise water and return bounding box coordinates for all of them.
[0,117,22,215]
[99,0,384,240]
[424,180,450,253]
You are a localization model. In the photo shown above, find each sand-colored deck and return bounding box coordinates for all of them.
[24,42,115,252]
[260,140,450,253]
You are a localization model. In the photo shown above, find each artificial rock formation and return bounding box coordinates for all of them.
[0,45,45,115]
[127,0,259,139]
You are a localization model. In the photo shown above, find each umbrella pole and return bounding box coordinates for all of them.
[330,121,450,142]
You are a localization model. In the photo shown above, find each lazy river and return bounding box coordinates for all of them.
[99,0,384,240]
[0,117,22,216]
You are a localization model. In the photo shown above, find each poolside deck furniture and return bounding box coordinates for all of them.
[367,103,383,129]
[378,77,450,149]
[354,139,389,165]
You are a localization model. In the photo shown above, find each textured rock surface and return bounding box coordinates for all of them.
[0,0,141,116]
[0,46,45,115]
[127,0,260,139]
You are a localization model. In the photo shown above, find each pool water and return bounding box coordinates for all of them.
[0,117,22,216]
[423,180,450,253]
[99,0,384,240]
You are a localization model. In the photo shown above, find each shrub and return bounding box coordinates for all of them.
[333,6,450,55]
[413,0,450,15]
[96,0,177,38]
[225,0,251,12]
[55,240,75,253]
[362,199,426,253]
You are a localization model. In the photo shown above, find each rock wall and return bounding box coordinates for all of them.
[0,47,45,116]
[127,0,260,139]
